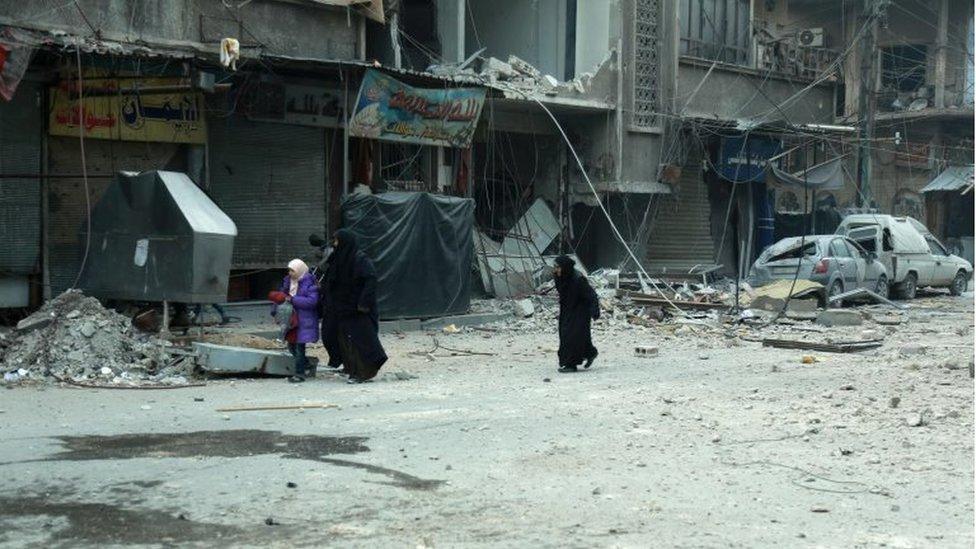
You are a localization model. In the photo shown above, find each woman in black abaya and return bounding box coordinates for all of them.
[325,229,388,383]
[553,255,600,373]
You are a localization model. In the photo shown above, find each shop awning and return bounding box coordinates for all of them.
[769,156,845,190]
[920,166,975,193]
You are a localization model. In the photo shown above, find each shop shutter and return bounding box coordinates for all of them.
[207,117,326,269]
[645,163,716,271]
[0,82,42,275]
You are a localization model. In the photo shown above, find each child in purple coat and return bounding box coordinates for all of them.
[273,259,320,383]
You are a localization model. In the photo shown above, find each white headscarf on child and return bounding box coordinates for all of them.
[287,259,309,296]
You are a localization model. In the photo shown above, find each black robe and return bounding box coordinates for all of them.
[555,270,600,367]
[324,231,388,380]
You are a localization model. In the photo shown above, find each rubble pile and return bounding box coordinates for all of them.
[0,290,193,387]
[479,55,594,96]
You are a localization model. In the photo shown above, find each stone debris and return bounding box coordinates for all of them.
[905,412,925,427]
[0,290,194,387]
[816,309,863,327]
[634,346,659,358]
[898,344,928,357]
[513,299,536,318]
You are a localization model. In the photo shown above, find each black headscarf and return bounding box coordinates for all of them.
[554,255,576,293]
[326,229,359,290]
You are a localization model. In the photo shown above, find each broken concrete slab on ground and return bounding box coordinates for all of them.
[193,342,319,378]
[816,309,865,327]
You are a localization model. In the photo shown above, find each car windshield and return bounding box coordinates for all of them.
[764,239,820,262]
[927,238,947,256]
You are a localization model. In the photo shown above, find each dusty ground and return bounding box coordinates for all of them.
[0,292,973,548]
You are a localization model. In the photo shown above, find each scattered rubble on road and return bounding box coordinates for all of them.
[0,290,194,387]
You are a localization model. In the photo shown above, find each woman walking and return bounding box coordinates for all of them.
[274,258,319,383]
[325,229,388,384]
[553,255,600,373]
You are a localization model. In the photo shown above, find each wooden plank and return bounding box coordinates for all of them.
[216,403,340,412]
[761,338,883,353]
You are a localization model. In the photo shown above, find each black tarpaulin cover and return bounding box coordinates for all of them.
[341,191,475,320]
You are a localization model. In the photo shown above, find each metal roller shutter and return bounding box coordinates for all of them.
[0,82,42,275]
[46,138,180,296]
[645,164,716,271]
[207,117,326,269]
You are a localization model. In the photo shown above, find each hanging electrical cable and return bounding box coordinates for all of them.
[69,46,92,290]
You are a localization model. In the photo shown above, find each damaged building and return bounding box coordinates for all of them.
[0,0,972,316]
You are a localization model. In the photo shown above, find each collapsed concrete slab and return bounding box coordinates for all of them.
[816,309,864,327]
[193,342,318,377]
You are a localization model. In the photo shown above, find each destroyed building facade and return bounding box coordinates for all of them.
[0,0,972,310]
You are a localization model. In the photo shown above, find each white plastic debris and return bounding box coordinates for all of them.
[220,37,240,70]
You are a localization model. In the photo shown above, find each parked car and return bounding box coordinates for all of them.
[835,214,973,299]
[749,234,890,303]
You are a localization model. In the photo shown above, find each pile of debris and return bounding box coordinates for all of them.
[474,198,582,299]
[0,290,194,387]
[479,54,595,96]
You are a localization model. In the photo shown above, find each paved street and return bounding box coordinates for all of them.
[0,294,972,548]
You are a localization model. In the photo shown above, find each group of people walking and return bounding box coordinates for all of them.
[271,230,600,384]
[272,229,388,384]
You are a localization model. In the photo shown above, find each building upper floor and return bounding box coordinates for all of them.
[681,0,971,114]
[0,0,374,62]
[3,0,967,128]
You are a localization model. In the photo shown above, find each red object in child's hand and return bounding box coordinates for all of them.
[268,291,288,304]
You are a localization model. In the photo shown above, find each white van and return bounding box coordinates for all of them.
[836,214,972,299]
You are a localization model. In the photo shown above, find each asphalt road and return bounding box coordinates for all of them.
[0,293,972,548]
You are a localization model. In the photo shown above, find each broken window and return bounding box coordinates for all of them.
[765,239,819,262]
[847,226,880,253]
[678,0,750,66]
[926,238,948,256]
[400,0,441,71]
[881,45,928,93]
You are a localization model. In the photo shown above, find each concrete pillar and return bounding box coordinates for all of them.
[438,0,466,63]
[934,0,949,109]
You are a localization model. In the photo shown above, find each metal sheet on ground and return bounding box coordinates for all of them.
[193,342,318,377]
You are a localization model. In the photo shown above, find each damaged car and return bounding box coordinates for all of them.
[836,214,973,299]
[749,235,890,303]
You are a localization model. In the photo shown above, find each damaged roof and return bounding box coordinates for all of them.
[920,166,975,194]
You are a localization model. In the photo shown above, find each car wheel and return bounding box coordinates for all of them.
[950,271,968,296]
[874,275,889,299]
[896,273,917,300]
[828,280,844,308]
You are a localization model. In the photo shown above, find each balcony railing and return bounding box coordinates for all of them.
[679,37,751,67]
[755,40,842,82]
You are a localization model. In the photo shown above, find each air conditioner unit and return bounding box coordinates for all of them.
[797,28,825,48]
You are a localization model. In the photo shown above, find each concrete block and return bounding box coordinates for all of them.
[508,55,541,78]
[513,299,535,318]
[860,329,882,340]
[483,57,516,79]
[634,346,659,358]
[16,313,53,334]
[815,310,863,327]
[898,344,928,357]
[193,342,318,377]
